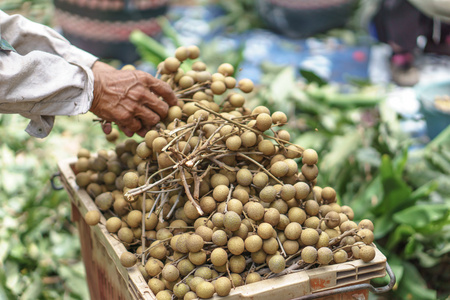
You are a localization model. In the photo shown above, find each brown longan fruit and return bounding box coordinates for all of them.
[245,272,261,284]
[256,113,272,131]
[152,137,168,154]
[85,210,101,226]
[226,135,242,151]
[127,210,142,228]
[317,247,333,265]
[257,223,274,240]
[284,222,302,240]
[145,258,163,277]
[161,264,179,282]
[359,245,376,262]
[224,76,236,89]
[210,248,228,266]
[223,211,241,232]
[246,202,265,221]
[301,228,320,246]
[214,277,232,297]
[211,81,227,95]
[173,283,190,299]
[340,220,358,232]
[283,240,300,255]
[271,111,288,125]
[304,200,320,216]
[188,276,205,292]
[292,182,309,200]
[321,187,337,202]
[155,290,172,300]
[229,255,246,273]
[187,45,200,59]
[358,219,374,231]
[288,207,307,224]
[259,186,278,203]
[218,63,234,76]
[253,172,269,189]
[236,169,252,186]
[177,259,195,276]
[179,75,195,89]
[229,93,245,108]
[148,278,165,295]
[227,199,243,215]
[301,246,318,264]
[244,234,263,253]
[263,237,279,254]
[175,46,189,61]
[228,236,245,255]
[316,232,330,249]
[238,78,254,93]
[240,130,257,148]
[302,149,318,165]
[334,249,348,263]
[118,227,134,244]
[120,251,137,268]
[75,172,91,188]
[258,139,275,156]
[341,205,355,220]
[106,217,122,233]
[304,216,320,229]
[268,254,285,273]
[271,161,289,178]
[164,57,180,73]
[211,212,225,228]
[213,185,230,202]
[196,281,215,299]
[186,234,204,253]
[212,230,228,246]
[301,164,319,181]
[189,251,207,266]
[264,208,281,226]
[356,229,375,245]
[210,174,229,188]
[325,211,340,229]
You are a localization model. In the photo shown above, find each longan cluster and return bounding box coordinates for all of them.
[79,46,377,300]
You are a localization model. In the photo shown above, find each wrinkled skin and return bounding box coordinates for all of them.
[90,61,178,137]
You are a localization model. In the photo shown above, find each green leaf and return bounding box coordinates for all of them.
[393,204,450,228]
[410,180,439,201]
[385,224,415,251]
[270,67,296,105]
[396,261,436,300]
[299,69,328,86]
[373,213,397,239]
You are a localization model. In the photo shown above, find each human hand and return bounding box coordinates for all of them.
[89,61,178,137]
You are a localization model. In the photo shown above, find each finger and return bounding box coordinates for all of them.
[140,89,170,119]
[119,125,135,137]
[121,117,142,136]
[135,106,161,130]
[139,72,178,106]
[101,122,112,135]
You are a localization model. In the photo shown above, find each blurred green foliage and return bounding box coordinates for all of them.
[0,113,112,299]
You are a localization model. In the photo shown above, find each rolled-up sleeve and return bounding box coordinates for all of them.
[0,10,98,138]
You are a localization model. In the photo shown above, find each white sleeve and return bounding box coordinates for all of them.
[0,10,98,138]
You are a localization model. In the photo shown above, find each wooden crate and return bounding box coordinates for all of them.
[58,158,387,300]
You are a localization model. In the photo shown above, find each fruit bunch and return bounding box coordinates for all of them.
[77,45,377,300]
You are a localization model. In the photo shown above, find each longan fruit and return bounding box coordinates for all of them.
[173,283,190,299]
[227,236,245,255]
[245,272,261,284]
[359,245,376,262]
[284,222,302,240]
[240,130,257,148]
[271,111,287,125]
[301,164,319,181]
[304,200,320,216]
[211,81,227,95]
[229,93,245,107]
[238,78,254,93]
[164,57,180,73]
[356,229,374,245]
[253,172,269,189]
[213,185,230,202]
[236,169,252,186]
[179,76,195,89]
[256,113,272,131]
[280,184,296,201]
[186,234,204,253]
[120,251,137,268]
[257,223,274,240]
[288,207,307,224]
[340,220,358,232]
[264,207,281,226]
[302,149,318,165]
[177,259,195,276]
[334,249,348,263]
[301,246,318,264]
[358,219,374,231]
[263,237,279,255]
[223,211,241,232]
[294,182,310,200]
[85,210,101,226]
[271,161,289,177]
[259,186,278,203]
[258,139,275,156]
[325,211,340,229]
[148,278,165,295]
[162,264,179,282]
[189,251,207,266]
[246,202,265,221]
[127,210,142,228]
[215,277,232,297]
[268,254,285,273]
[218,63,234,76]
[226,135,242,151]
[118,227,134,244]
[210,248,228,266]
[212,230,228,246]
[316,231,330,249]
[229,255,246,274]
[175,46,189,61]
[244,234,263,253]
[106,217,122,233]
[300,228,320,246]
[187,45,200,59]
[317,247,333,265]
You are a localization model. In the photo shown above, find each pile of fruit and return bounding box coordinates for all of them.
[77,46,377,300]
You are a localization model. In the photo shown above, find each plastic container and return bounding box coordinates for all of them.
[255,0,358,39]
[57,157,394,300]
[53,0,169,63]
[415,80,450,140]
